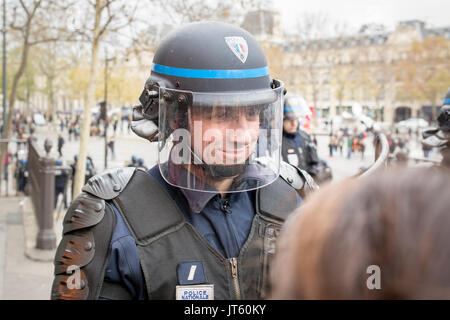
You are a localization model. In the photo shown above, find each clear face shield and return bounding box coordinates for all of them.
[158,84,284,193]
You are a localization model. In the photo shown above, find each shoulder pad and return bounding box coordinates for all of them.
[82,167,136,200]
[279,161,319,196]
[54,229,95,275]
[279,161,304,190]
[52,192,116,300]
[62,192,105,234]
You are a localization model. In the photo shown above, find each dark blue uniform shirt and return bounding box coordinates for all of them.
[103,165,301,300]
[284,130,304,149]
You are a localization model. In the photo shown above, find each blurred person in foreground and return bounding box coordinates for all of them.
[270,167,450,299]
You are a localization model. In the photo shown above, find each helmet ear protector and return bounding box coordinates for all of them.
[139,79,160,121]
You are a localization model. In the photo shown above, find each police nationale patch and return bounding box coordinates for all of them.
[177,261,207,285]
[176,284,214,300]
[225,36,248,63]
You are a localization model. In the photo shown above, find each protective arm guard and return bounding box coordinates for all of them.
[51,167,136,300]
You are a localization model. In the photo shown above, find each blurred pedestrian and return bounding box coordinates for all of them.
[57,134,65,158]
[108,135,116,160]
[60,117,65,132]
[54,160,69,210]
[137,158,147,171]
[3,151,11,180]
[328,134,336,158]
[422,144,433,158]
[113,116,119,135]
[347,135,353,159]
[352,136,360,155]
[14,159,28,196]
[74,125,80,140]
[359,138,365,160]
[127,155,138,167]
[270,168,450,299]
[337,133,344,156]
[68,123,74,142]
[393,139,409,166]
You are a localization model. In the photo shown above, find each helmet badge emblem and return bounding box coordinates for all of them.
[225,36,248,63]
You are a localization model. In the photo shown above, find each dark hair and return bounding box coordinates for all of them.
[270,168,450,299]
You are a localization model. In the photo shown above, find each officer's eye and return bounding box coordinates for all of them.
[245,106,260,120]
[193,106,213,120]
[212,107,227,120]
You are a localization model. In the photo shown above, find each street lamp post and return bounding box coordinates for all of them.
[104,48,109,170]
[103,48,115,170]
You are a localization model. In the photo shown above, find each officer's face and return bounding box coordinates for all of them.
[283,118,299,134]
[189,106,261,165]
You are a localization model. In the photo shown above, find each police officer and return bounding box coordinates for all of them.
[127,155,138,167]
[54,160,69,210]
[15,159,28,196]
[70,155,96,201]
[51,22,317,300]
[281,94,332,184]
[137,158,147,171]
[422,88,450,169]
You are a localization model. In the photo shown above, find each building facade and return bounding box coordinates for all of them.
[242,11,450,124]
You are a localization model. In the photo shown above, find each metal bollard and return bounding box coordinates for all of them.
[28,137,57,250]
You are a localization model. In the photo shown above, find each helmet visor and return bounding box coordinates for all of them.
[158,85,284,193]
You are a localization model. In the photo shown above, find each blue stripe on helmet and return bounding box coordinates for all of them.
[152,63,269,79]
[445,98,450,104]
[284,105,302,112]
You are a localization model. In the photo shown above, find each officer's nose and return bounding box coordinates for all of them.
[226,114,256,145]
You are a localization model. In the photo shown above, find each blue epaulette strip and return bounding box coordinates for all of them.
[152,63,268,79]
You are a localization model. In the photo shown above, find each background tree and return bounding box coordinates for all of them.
[0,0,73,194]
[288,13,351,121]
[396,35,450,120]
[34,42,73,129]
[70,0,140,198]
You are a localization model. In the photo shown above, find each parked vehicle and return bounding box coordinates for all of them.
[395,118,429,134]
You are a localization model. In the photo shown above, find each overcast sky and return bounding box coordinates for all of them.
[275,0,450,34]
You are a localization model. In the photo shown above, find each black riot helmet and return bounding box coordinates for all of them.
[437,88,450,132]
[422,88,450,151]
[139,21,285,193]
[283,94,308,121]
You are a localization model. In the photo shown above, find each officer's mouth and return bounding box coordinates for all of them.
[216,148,246,156]
[205,140,257,163]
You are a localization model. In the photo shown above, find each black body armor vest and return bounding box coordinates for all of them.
[112,169,299,299]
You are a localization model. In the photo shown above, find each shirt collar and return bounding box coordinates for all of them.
[179,188,219,214]
[166,162,272,213]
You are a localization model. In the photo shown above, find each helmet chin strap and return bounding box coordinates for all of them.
[186,144,247,178]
